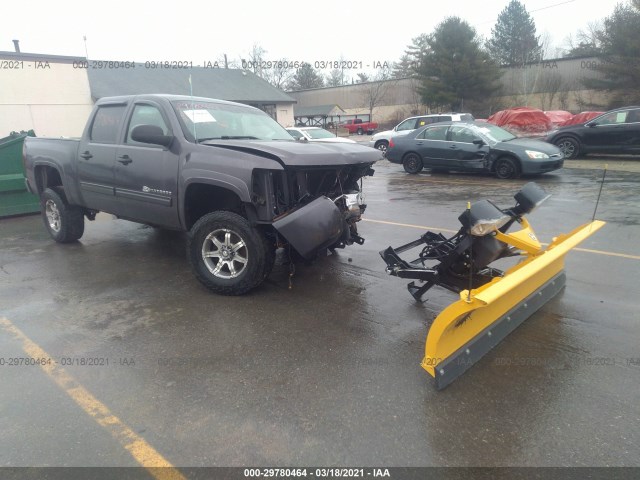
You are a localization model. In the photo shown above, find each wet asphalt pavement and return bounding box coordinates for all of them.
[1,157,639,469]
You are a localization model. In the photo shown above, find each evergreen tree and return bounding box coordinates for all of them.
[415,17,502,112]
[326,68,345,87]
[486,0,542,66]
[286,63,324,90]
[582,1,640,106]
[392,54,417,78]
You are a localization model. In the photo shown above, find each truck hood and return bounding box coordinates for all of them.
[201,139,381,167]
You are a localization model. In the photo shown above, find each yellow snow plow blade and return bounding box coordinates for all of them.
[423,220,605,389]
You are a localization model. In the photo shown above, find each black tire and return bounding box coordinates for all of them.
[40,187,85,243]
[374,141,388,155]
[357,127,364,135]
[494,156,521,179]
[187,211,275,295]
[554,136,580,159]
[402,153,423,174]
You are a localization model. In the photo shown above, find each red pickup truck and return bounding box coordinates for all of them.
[339,118,378,135]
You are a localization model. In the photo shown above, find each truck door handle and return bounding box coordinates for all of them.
[449,145,457,149]
[80,151,93,160]
[117,155,132,165]
[416,142,423,145]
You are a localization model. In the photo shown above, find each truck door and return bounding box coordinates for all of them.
[77,103,127,214]
[114,102,180,228]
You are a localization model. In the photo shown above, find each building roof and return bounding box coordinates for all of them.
[294,104,346,117]
[87,65,296,105]
[0,50,85,64]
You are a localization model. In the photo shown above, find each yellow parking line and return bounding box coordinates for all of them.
[363,218,640,260]
[569,247,640,260]
[363,218,459,234]
[0,317,185,480]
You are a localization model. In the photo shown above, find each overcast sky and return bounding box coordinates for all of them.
[3,0,623,74]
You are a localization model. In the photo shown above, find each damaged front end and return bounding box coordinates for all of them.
[253,164,374,259]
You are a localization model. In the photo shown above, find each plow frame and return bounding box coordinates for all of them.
[381,217,606,390]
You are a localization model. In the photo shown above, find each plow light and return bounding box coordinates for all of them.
[514,182,551,215]
[459,200,510,236]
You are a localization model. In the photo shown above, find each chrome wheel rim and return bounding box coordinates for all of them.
[45,199,61,233]
[377,143,388,154]
[558,140,576,158]
[201,229,248,279]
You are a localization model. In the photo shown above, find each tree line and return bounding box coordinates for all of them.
[229,0,639,111]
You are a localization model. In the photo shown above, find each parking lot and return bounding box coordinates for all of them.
[1,155,639,470]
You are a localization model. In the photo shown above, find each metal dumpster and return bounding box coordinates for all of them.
[0,130,40,218]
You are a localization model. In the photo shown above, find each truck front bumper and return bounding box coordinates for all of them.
[273,196,347,259]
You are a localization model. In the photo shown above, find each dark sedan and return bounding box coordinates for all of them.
[545,106,640,159]
[385,121,564,179]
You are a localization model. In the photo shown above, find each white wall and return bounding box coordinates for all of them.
[0,61,93,137]
[276,103,295,127]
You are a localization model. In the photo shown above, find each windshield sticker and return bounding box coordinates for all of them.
[183,110,216,123]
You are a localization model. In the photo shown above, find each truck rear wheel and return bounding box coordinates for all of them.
[187,211,275,295]
[40,188,85,243]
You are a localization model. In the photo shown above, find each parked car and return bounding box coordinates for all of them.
[286,126,356,143]
[558,111,603,127]
[545,106,640,159]
[487,107,553,136]
[385,121,564,179]
[339,118,378,135]
[369,113,474,155]
[22,94,379,295]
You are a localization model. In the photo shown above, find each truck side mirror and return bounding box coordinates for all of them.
[131,124,173,147]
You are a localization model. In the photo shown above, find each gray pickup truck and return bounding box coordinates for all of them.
[23,94,379,294]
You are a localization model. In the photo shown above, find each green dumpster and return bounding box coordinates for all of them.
[0,130,40,218]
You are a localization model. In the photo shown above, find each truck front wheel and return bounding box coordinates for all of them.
[187,211,275,295]
[40,188,85,243]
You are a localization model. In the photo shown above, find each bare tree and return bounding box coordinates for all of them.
[263,60,295,89]
[244,44,267,77]
[561,20,603,57]
[538,71,564,110]
[360,65,394,122]
[356,72,370,83]
[406,77,425,115]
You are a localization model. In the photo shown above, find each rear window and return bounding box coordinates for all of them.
[460,114,475,121]
[90,105,127,144]
[437,115,452,122]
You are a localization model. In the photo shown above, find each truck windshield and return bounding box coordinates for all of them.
[172,101,293,142]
